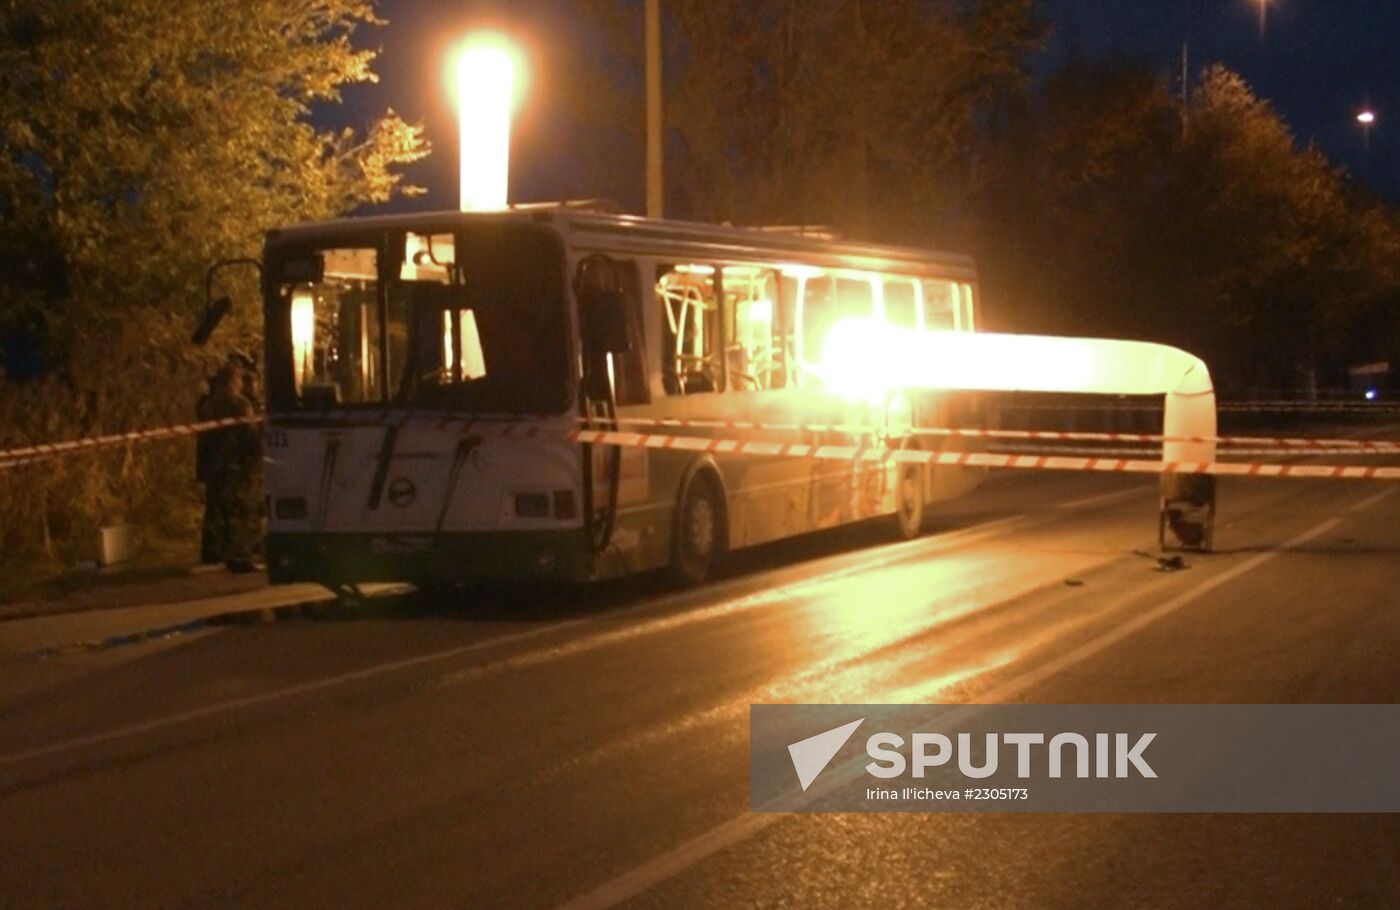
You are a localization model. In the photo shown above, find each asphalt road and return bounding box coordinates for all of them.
[1,467,1398,908]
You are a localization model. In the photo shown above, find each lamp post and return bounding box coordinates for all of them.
[1357,109,1377,179]
[454,37,520,212]
[645,0,663,219]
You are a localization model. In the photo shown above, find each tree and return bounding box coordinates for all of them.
[1171,66,1400,387]
[975,55,1180,334]
[568,0,1043,243]
[0,0,427,577]
[667,0,1043,241]
[975,59,1400,389]
[0,0,426,368]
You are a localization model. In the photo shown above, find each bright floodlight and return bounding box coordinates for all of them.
[455,39,517,212]
[1358,111,1377,125]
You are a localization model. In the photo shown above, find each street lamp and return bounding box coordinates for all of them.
[452,35,521,212]
[1357,109,1377,178]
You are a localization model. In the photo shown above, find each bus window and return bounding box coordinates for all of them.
[285,247,381,406]
[400,232,454,283]
[801,275,876,375]
[722,266,781,391]
[835,277,874,322]
[960,283,976,331]
[409,286,487,389]
[922,278,958,331]
[882,278,919,330]
[610,260,650,406]
[775,274,799,388]
[406,225,569,414]
[657,264,720,395]
[797,274,835,382]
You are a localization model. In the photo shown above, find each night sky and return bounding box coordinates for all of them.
[337,0,1400,212]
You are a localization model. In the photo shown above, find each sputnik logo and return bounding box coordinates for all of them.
[787,718,865,791]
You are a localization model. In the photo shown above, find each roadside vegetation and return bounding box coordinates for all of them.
[0,0,426,586]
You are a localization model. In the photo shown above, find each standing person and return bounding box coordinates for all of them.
[195,373,221,564]
[233,350,266,559]
[205,362,263,573]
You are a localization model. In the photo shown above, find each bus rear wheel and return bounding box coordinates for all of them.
[672,475,725,585]
[895,462,926,540]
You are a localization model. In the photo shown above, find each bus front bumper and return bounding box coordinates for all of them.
[266,530,594,586]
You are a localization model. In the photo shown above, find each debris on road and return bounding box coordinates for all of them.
[1156,555,1190,573]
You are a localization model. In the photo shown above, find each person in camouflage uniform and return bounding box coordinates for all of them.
[195,374,220,563]
[201,361,263,572]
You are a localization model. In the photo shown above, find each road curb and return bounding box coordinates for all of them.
[2,584,411,663]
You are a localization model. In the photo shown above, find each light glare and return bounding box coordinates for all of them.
[455,40,517,212]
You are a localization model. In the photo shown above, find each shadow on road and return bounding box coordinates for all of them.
[277,514,1004,626]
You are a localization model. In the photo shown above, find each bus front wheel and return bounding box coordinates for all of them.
[895,462,926,540]
[672,474,725,585]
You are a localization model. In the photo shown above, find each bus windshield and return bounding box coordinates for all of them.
[266,224,570,415]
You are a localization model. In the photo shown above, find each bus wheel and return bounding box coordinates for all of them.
[672,475,725,585]
[894,462,925,540]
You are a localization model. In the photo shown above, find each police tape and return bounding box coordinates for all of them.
[567,428,1400,481]
[1218,401,1400,412]
[990,401,1400,414]
[0,416,264,471]
[4,412,1399,482]
[574,415,1400,453]
[985,444,1400,459]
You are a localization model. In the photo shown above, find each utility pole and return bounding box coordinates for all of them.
[1180,38,1190,134]
[645,0,663,219]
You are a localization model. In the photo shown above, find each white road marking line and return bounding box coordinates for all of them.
[0,484,1146,771]
[0,620,589,768]
[554,513,1347,910]
[1055,483,1152,511]
[1350,486,1398,512]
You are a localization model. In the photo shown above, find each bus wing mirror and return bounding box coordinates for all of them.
[195,257,264,345]
[192,296,231,345]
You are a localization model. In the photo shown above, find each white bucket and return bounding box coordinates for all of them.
[99,525,136,567]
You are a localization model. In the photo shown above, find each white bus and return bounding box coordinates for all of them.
[251,204,985,593]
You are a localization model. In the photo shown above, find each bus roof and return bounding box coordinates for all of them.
[265,204,978,280]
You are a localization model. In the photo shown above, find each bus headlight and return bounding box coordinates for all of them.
[514,493,550,518]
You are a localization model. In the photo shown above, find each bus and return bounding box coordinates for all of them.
[249,203,985,593]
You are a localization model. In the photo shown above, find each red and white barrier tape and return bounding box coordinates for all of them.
[5,412,1399,482]
[1217,401,1400,413]
[574,415,1400,453]
[991,401,1400,414]
[986,445,1400,459]
[568,428,1400,481]
[0,415,264,469]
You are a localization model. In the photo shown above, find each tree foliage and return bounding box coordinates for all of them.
[570,0,1043,240]
[0,0,426,364]
[0,0,427,579]
[977,60,1400,389]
